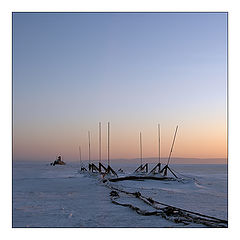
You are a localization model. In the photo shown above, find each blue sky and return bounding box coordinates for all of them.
[13,13,227,161]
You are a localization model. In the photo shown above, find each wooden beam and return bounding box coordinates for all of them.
[134,164,143,172]
[107,122,110,166]
[166,126,178,166]
[91,163,100,172]
[88,131,91,166]
[88,163,92,171]
[158,124,161,164]
[134,163,148,173]
[99,162,107,172]
[103,165,118,177]
[106,175,171,182]
[140,132,142,166]
[167,166,178,178]
[160,165,168,175]
[99,122,101,164]
[150,163,161,174]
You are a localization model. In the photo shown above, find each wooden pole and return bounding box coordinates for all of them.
[79,145,81,168]
[99,122,101,164]
[107,122,110,166]
[158,124,160,164]
[166,126,178,166]
[140,132,142,166]
[88,131,91,165]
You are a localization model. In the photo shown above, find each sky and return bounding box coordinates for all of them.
[13,13,227,163]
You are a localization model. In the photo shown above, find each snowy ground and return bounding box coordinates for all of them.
[12,161,227,228]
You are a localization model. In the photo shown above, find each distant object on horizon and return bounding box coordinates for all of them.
[50,155,66,166]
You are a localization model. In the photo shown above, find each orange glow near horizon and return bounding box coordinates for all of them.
[13,119,227,163]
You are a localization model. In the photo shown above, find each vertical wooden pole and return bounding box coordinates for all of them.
[140,132,142,166]
[99,122,101,164]
[158,124,160,165]
[79,145,81,168]
[107,122,110,166]
[88,131,91,165]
